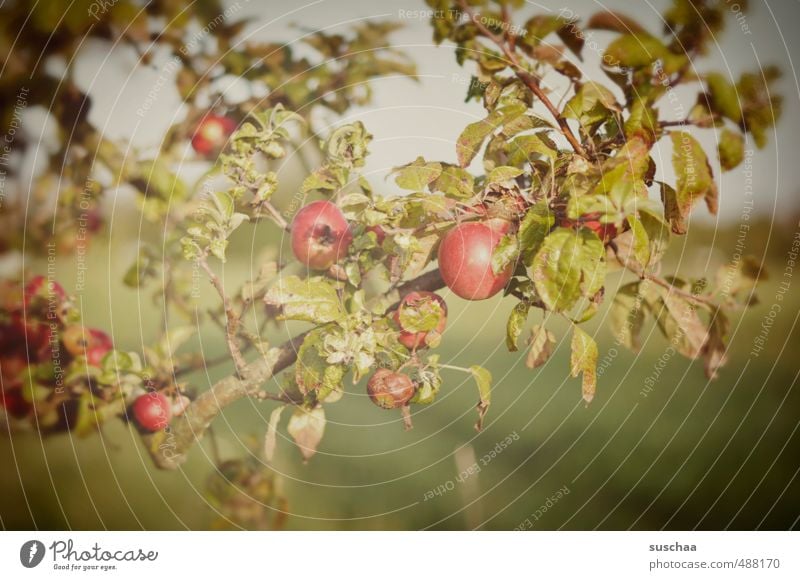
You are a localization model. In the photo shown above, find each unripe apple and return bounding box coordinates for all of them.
[131,392,172,432]
[290,200,353,270]
[191,114,237,157]
[392,291,447,350]
[367,368,415,410]
[62,326,113,366]
[437,220,513,300]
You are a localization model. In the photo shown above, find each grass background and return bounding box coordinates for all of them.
[2,207,799,530]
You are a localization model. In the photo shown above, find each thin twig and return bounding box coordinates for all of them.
[458,0,588,158]
[198,255,250,378]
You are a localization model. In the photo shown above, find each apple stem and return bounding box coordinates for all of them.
[439,363,471,374]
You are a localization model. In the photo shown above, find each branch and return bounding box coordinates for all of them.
[457,0,589,158]
[143,269,446,469]
[610,243,717,308]
[197,255,249,378]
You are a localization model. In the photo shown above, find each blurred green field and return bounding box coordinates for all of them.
[2,211,799,530]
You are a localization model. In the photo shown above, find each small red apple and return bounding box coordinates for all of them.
[290,200,353,270]
[0,386,30,419]
[131,392,172,432]
[366,225,386,245]
[191,114,237,157]
[62,325,113,366]
[559,213,618,243]
[438,220,513,300]
[393,291,447,350]
[23,276,66,308]
[367,369,415,410]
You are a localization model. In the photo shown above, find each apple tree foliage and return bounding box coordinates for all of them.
[0,0,781,528]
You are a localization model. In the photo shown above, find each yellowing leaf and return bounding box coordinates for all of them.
[469,365,492,431]
[456,104,526,167]
[526,325,556,369]
[264,276,344,323]
[668,132,718,233]
[603,34,668,69]
[531,228,606,312]
[393,156,442,190]
[263,405,286,462]
[287,406,326,462]
[610,283,647,352]
[718,128,745,171]
[570,326,598,403]
[506,302,531,352]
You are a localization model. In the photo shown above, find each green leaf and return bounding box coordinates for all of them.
[393,156,443,190]
[570,326,598,403]
[610,283,647,352]
[398,295,445,333]
[563,82,619,126]
[707,73,742,123]
[295,328,332,394]
[456,104,526,167]
[531,228,607,312]
[469,365,492,431]
[431,165,475,198]
[526,324,556,369]
[491,233,519,275]
[287,406,326,462]
[627,215,651,268]
[669,132,718,232]
[652,287,709,359]
[518,201,555,264]
[506,302,530,352]
[138,159,188,201]
[718,128,745,171]
[586,11,647,34]
[487,165,523,184]
[603,34,668,69]
[264,276,344,323]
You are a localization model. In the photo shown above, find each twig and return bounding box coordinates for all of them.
[197,255,250,378]
[143,269,449,469]
[610,243,716,308]
[457,0,588,158]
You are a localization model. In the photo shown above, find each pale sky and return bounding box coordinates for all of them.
[64,0,800,224]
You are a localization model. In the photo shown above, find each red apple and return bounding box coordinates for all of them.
[290,200,353,270]
[392,291,447,350]
[23,276,66,308]
[191,114,237,157]
[366,225,386,245]
[437,220,513,300]
[131,392,172,432]
[367,369,415,410]
[0,386,30,419]
[559,213,618,243]
[62,326,113,366]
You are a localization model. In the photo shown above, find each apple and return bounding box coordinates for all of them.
[191,114,237,157]
[437,220,513,300]
[131,392,172,432]
[367,368,415,409]
[290,200,353,270]
[366,225,386,245]
[62,326,113,366]
[23,276,66,308]
[559,213,618,243]
[0,386,30,419]
[392,291,447,350]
